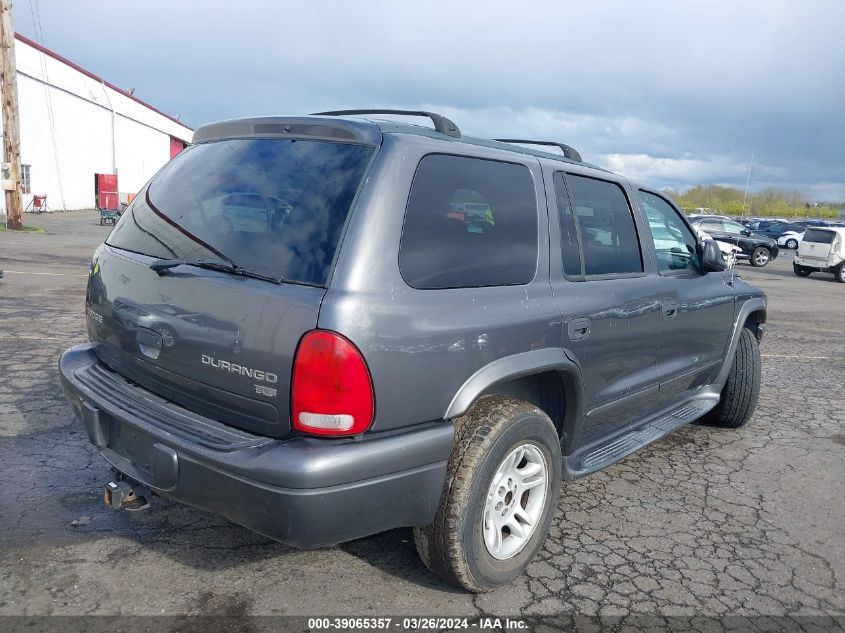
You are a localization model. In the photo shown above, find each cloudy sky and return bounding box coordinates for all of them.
[17,0,845,199]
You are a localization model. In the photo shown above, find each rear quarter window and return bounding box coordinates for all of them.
[399,154,538,289]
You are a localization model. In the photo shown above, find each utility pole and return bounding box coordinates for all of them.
[0,0,23,230]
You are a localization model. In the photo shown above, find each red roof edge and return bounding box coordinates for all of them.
[15,32,194,135]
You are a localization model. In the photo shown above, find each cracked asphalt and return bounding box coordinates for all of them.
[1,211,843,622]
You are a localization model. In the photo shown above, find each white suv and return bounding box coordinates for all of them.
[793,227,845,283]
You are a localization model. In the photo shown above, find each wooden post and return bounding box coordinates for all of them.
[0,0,23,230]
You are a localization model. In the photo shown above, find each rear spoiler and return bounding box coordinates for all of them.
[192,116,382,145]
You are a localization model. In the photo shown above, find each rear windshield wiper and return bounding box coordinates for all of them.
[149,258,283,284]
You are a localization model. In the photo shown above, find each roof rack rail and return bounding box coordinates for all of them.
[493,139,582,162]
[313,109,461,138]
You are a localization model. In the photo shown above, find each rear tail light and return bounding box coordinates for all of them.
[291,330,374,436]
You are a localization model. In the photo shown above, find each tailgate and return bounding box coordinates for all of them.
[86,135,375,438]
[88,245,325,437]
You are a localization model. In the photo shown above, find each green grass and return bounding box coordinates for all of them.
[0,223,45,233]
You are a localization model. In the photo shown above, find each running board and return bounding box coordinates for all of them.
[564,397,718,479]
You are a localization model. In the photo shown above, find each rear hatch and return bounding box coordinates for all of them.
[87,136,376,438]
[798,228,837,264]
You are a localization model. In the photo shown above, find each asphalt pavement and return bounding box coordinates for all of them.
[1,211,843,624]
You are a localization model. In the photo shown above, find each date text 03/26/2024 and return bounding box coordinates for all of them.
[307,617,528,630]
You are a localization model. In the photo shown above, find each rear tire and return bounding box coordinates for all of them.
[702,328,761,428]
[836,263,845,283]
[750,246,771,267]
[414,395,561,593]
[793,264,812,277]
[786,238,799,250]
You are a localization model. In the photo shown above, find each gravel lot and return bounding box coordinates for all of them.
[1,211,843,623]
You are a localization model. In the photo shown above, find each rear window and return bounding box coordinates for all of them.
[107,139,375,286]
[803,229,836,244]
[399,154,538,289]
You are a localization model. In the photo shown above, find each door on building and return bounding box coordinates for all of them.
[95,173,119,210]
[170,137,186,159]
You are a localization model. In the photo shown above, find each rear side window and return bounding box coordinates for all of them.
[400,155,538,289]
[803,229,836,244]
[564,174,642,276]
[107,139,374,286]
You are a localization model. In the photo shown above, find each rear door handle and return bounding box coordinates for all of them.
[567,318,591,341]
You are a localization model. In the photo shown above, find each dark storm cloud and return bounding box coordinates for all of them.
[18,0,845,198]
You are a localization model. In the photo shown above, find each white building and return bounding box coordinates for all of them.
[1,33,193,213]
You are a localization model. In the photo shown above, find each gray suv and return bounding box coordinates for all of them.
[60,110,766,592]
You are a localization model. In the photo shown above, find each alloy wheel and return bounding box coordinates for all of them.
[483,443,548,560]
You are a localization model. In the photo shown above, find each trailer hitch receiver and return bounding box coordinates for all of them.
[104,480,151,511]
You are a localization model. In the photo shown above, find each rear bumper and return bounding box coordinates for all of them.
[794,255,843,271]
[59,343,453,547]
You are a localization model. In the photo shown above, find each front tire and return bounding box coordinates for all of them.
[702,328,761,428]
[750,246,771,267]
[786,238,799,250]
[414,396,561,592]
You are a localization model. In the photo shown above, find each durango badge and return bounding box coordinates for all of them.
[201,355,278,384]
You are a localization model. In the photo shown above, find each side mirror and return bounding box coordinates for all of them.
[743,228,752,236]
[700,239,727,272]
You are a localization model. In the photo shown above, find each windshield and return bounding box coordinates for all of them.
[107,138,375,286]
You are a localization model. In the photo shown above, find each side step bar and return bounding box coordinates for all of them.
[564,397,718,479]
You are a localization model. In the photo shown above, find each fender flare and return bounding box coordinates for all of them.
[715,297,766,387]
[443,348,585,425]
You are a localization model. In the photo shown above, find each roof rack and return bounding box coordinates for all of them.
[313,109,461,138]
[493,139,582,162]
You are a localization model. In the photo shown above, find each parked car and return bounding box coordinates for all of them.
[746,219,790,231]
[755,222,807,239]
[689,216,779,266]
[793,227,845,282]
[777,231,804,250]
[59,110,766,592]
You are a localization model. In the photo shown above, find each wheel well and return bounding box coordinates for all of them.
[479,371,572,440]
[743,309,766,340]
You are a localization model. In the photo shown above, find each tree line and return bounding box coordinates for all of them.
[660,185,843,219]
